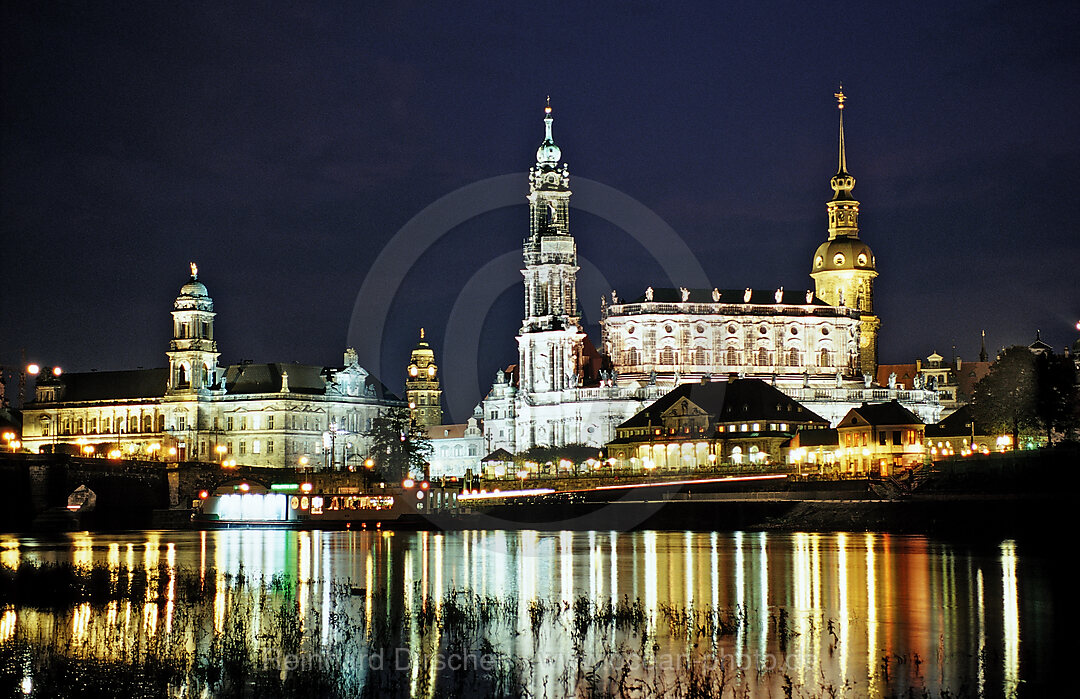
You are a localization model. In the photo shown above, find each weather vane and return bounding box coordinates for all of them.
[835,84,847,110]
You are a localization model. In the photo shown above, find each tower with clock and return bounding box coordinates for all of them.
[405,328,443,428]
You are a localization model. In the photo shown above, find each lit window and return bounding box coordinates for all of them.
[752,423,760,431]
[253,440,261,454]
[740,424,748,432]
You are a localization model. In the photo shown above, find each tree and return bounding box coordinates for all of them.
[516,443,601,474]
[972,347,1039,447]
[1034,352,1080,444]
[367,406,433,482]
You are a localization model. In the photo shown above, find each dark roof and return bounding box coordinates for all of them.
[792,427,838,447]
[33,368,169,403]
[623,288,825,305]
[481,448,514,462]
[926,405,989,438]
[223,362,398,400]
[844,400,923,427]
[225,362,324,395]
[617,378,827,430]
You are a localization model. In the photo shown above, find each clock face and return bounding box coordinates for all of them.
[427,365,436,377]
[409,365,418,377]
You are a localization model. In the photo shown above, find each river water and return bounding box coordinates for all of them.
[0,529,1060,697]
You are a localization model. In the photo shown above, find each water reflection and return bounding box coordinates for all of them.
[0,529,1049,697]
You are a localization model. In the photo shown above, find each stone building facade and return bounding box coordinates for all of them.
[21,269,403,469]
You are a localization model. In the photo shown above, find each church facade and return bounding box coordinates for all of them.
[20,267,403,469]
[484,95,939,457]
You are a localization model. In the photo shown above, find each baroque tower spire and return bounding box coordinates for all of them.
[517,99,585,398]
[810,87,880,377]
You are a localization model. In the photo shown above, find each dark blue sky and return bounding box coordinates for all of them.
[3,1,1078,421]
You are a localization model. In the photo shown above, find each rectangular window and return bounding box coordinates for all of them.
[879,431,887,446]
[90,418,97,433]
[267,415,274,430]
[267,440,274,454]
[227,416,234,430]
[104,418,111,432]
[253,440,261,454]
[178,416,186,431]
[240,417,247,430]
[252,415,260,430]
[239,441,246,455]
[214,417,220,430]
[892,431,901,446]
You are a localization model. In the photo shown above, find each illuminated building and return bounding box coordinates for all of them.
[835,401,926,475]
[484,95,939,456]
[877,336,992,417]
[20,267,403,468]
[405,329,443,428]
[605,378,830,471]
[425,410,484,479]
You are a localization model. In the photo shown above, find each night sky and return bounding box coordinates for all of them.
[3,1,1078,422]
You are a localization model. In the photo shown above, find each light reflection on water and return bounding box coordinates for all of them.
[0,529,1054,696]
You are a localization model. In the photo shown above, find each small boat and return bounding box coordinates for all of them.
[192,478,458,529]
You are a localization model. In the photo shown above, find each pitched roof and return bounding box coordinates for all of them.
[225,362,323,395]
[617,378,827,430]
[481,448,514,462]
[926,404,989,438]
[223,362,398,400]
[876,363,917,389]
[842,400,923,427]
[34,368,169,403]
[790,427,839,447]
[427,423,468,440]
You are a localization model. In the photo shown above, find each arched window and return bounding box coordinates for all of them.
[726,347,739,366]
[659,347,675,366]
[730,446,743,464]
[623,347,640,366]
[757,347,769,366]
[787,348,800,366]
[693,348,708,366]
[177,364,188,387]
[820,348,832,367]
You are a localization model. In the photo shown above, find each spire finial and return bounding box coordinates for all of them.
[420,327,425,340]
[190,261,198,279]
[835,85,848,174]
[536,97,561,164]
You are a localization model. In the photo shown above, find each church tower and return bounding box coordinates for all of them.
[518,99,585,395]
[405,328,442,427]
[167,263,220,394]
[810,88,879,376]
